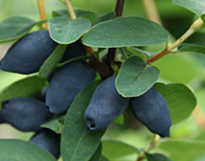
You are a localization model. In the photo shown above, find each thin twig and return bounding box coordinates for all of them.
[142,0,163,26]
[64,0,77,20]
[37,0,48,29]
[136,135,161,161]
[146,18,204,64]
[106,0,125,65]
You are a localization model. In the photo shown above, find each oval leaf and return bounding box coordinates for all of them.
[52,8,96,21]
[49,17,91,44]
[91,12,116,26]
[159,139,205,161]
[0,75,47,109]
[145,153,172,161]
[116,56,160,97]
[61,80,105,161]
[82,16,168,48]
[0,139,57,161]
[0,16,42,43]
[154,83,197,125]
[102,140,138,161]
[39,44,67,78]
[178,43,205,55]
[173,0,205,17]
[41,115,64,134]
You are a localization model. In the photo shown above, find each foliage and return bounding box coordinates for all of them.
[0,0,205,161]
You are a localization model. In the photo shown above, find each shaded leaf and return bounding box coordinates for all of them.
[0,139,56,161]
[178,43,205,55]
[89,143,102,161]
[39,44,67,78]
[82,17,168,48]
[173,0,205,17]
[0,75,46,109]
[154,83,197,125]
[0,16,43,43]
[92,12,116,26]
[61,80,105,161]
[52,8,96,21]
[116,56,160,97]
[102,140,138,161]
[145,153,172,161]
[49,17,91,44]
[159,139,205,161]
[41,115,65,134]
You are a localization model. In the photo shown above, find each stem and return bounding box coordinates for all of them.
[136,135,161,161]
[142,0,162,26]
[115,0,125,17]
[64,0,77,19]
[106,0,125,65]
[146,18,204,64]
[37,0,48,29]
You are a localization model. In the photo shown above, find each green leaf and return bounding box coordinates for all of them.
[102,140,138,161]
[39,44,67,78]
[158,139,205,161]
[41,115,64,134]
[52,8,96,21]
[0,16,43,43]
[82,17,168,48]
[91,12,116,26]
[178,43,205,55]
[154,83,197,125]
[49,17,91,44]
[0,75,46,109]
[100,156,109,161]
[145,153,172,161]
[173,0,205,17]
[0,139,57,161]
[152,53,205,84]
[116,56,160,97]
[127,47,157,60]
[89,143,102,161]
[61,80,105,161]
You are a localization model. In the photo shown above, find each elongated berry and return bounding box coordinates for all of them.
[30,129,60,159]
[130,87,171,137]
[0,30,58,74]
[46,60,96,114]
[84,76,129,130]
[1,97,52,132]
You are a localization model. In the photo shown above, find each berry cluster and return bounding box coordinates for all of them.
[0,30,96,158]
[0,29,171,158]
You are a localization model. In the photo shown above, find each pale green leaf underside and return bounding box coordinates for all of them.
[0,16,41,43]
[0,139,57,161]
[0,75,46,109]
[159,139,205,161]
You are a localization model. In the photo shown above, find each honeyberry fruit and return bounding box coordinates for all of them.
[0,30,58,74]
[84,75,129,130]
[1,97,53,132]
[61,40,87,62]
[129,87,171,137]
[46,60,96,114]
[30,129,60,159]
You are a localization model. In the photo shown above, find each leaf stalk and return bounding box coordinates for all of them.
[37,0,49,29]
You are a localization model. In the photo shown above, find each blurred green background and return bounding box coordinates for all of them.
[1,0,205,161]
